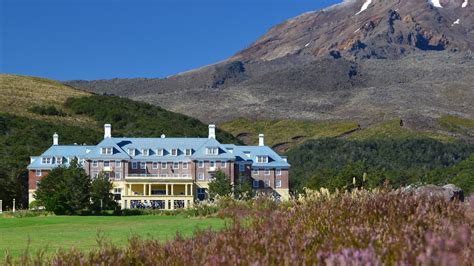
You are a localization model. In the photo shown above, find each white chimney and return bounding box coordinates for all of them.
[104,124,112,139]
[258,134,264,146]
[208,124,216,139]
[53,132,59,146]
[161,134,166,138]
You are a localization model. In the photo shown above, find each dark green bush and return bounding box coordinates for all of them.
[28,105,66,116]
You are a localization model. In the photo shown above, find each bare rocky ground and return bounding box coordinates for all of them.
[67,0,474,133]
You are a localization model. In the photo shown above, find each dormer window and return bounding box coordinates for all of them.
[206,147,219,155]
[56,157,63,165]
[156,149,164,156]
[127,148,135,156]
[101,147,113,155]
[171,149,178,156]
[142,149,149,156]
[256,156,269,164]
[42,157,52,164]
[185,149,192,156]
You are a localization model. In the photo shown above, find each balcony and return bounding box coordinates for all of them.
[125,174,193,181]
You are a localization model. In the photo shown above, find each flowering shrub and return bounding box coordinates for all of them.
[7,189,473,265]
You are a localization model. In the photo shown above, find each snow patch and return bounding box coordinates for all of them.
[304,42,310,47]
[355,0,372,15]
[429,0,443,8]
[462,0,468,8]
[452,19,460,25]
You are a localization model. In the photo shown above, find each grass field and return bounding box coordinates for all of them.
[0,215,225,259]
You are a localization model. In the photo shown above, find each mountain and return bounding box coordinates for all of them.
[66,0,474,135]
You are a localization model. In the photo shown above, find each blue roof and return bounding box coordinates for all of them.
[223,144,290,168]
[28,137,289,169]
[27,145,94,170]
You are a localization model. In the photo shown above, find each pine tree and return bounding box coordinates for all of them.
[208,170,233,199]
[91,172,117,211]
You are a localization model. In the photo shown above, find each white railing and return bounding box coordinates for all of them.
[125,174,192,180]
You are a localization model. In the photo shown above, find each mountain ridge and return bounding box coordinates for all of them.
[66,0,474,133]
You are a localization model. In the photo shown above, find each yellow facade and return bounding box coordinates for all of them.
[113,180,195,210]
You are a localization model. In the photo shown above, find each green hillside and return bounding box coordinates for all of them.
[286,138,474,194]
[0,74,238,209]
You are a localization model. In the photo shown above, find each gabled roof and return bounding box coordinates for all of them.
[87,137,234,161]
[223,144,290,168]
[27,145,94,170]
[85,138,130,160]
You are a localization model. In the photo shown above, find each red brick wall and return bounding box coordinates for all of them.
[28,170,49,189]
[250,169,289,189]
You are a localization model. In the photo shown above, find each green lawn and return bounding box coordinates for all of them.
[0,215,225,259]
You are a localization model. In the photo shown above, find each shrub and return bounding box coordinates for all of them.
[28,105,66,116]
[11,189,473,265]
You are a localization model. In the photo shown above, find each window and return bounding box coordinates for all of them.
[209,161,216,168]
[253,180,259,188]
[198,173,205,181]
[128,148,135,156]
[198,161,204,168]
[276,168,282,176]
[101,147,113,155]
[56,157,63,165]
[115,172,122,179]
[156,149,164,156]
[161,162,167,169]
[42,157,52,164]
[171,149,178,156]
[239,164,245,172]
[140,162,146,169]
[35,170,41,177]
[173,162,179,169]
[264,169,270,176]
[115,161,121,168]
[244,151,251,158]
[197,188,206,201]
[182,162,188,169]
[252,169,259,175]
[185,149,192,156]
[114,188,122,194]
[264,180,270,188]
[220,161,226,168]
[256,156,269,164]
[142,149,149,156]
[181,174,189,178]
[276,180,282,188]
[92,160,98,168]
[206,147,218,155]
[132,162,138,169]
[104,161,110,167]
[152,162,159,169]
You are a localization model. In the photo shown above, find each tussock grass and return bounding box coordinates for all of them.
[0,74,94,127]
[349,119,455,142]
[220,118,358,148]
[438,115,474,136]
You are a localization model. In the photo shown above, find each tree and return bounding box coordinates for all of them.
[35,159,91,214]
[234,175,253,200]
[91,172,117,211]
[208,170,233,199]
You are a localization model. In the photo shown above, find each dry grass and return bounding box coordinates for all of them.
[349,119,455,142]
[0,74,94,126]
[220,118,359,148]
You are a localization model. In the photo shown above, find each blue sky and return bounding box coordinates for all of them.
[1,0,340,80]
